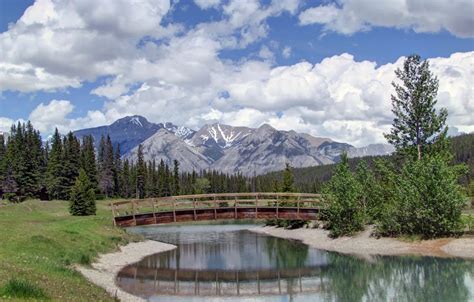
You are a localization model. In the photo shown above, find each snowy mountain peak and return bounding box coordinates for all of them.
[130,116,143,127]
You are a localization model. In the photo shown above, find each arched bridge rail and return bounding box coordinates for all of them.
[110,193,321,227]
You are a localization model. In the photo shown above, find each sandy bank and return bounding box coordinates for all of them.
[76,240,176,302]
[253,226,474,259]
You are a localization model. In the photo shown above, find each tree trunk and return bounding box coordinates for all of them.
[417,143,422,161]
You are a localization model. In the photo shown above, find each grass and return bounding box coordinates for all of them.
[0,199,140,301]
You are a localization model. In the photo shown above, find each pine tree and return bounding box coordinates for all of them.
[80,135,98,191]
[121,159,131,198]
[98,135,114,197]
[46,129,68,200]
[384,54,447,161]
[136,144,145,199]
[173,160,180,195]
[281,163,295,192]
[113,144,122,196]
[69,169,96,216]
[63,132,81,198]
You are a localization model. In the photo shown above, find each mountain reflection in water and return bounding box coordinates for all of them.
[117,224,474,302]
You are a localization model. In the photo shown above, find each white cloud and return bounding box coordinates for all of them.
[194,0,221,10]
[299,0,474,38]
[0,117,16,133]
[282,46,291,58]
[28,99,75,133]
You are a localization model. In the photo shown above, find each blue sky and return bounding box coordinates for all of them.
[0,0,473,146]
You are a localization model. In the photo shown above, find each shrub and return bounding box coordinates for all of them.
[377,154,467,238]
[322,154,364,237]
[0,278,48,299]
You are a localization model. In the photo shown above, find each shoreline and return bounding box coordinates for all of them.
[252,226,474,259]
[75,240,176,302]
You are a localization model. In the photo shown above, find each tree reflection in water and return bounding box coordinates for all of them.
[118,225,474,301]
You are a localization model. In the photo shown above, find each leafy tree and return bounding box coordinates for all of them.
[323,153,364,237]
[193,177,210,194]
[384,54,447,161]
[69,169,96,216]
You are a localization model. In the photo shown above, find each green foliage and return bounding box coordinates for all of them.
[265,218,308,229]
[377,154,467,238]
[136,144,145,198]
[69,169,96,216]
[384,54,448,161]
[193,177,211,194]
[0,278,48,300]
[46,128,69,200]
[323,153,364,237]
[281,163,295,192]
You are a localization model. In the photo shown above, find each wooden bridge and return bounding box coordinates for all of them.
[110,193,321,227]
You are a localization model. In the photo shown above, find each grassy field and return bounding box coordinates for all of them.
[0,199,139,301]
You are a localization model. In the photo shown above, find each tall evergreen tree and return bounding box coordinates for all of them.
[172,160,180,195]
[121,159,131,198]
[136,144,145,199]
[63,132,81,198]
[80,135,98,191]
[113,144,122,196]
[384,54,447,161]
[46,128,68,199]
[98,135,114,197]
[281,163,295,192]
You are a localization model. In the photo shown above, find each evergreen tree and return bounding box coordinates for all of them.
[384,54,447,161]
[69,169,96,216]
[281,163,295,192]
[136,144,145,199]
[46,129,68,200]
[80,135,98,191]
[173,160,180,195]
[113,144,122,196]
[98,135,114,197]
[121,159,131,198]
[63,132,81,198]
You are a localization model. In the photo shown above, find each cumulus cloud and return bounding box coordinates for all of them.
[299,0,474,38]
[0,0,172,92]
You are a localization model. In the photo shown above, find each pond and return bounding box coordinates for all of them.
[117,223,474,302]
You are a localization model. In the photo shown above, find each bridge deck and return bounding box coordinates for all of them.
[110,193,321,227]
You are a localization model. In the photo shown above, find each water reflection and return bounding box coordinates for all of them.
[118,224,474,302]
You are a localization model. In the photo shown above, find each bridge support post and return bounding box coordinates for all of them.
[255,194,258,219]
[132,201,137,226]
[173,199,176,223]
[213,196,217,220]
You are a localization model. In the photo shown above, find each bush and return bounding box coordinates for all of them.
[322,154,364,237]
[0,278,48,299]
[377,154,467,238]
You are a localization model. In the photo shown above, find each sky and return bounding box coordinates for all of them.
[0,0,473,146]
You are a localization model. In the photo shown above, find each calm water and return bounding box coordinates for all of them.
[117,223,474,302]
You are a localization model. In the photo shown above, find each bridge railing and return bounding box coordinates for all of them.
[110,192,321,225]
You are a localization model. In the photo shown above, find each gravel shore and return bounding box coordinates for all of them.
[253,226,474,259]
[76,240,176,302]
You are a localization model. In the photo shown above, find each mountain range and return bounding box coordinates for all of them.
[74,115,394,175]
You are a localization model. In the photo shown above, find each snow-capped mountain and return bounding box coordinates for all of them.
[75,115,395,175]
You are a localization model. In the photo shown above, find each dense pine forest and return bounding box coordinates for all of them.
[0,122,249,202]
[0,121,472,202]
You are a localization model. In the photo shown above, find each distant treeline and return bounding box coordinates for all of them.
[0,122,249,201]
[255,132,474,193]
[0,121,472,201]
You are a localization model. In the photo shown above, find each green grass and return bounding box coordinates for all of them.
[0,199,140,301]
[0,278,48,300]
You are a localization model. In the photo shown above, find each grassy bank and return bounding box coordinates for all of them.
[0,199,139,301]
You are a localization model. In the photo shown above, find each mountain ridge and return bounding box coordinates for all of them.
[74,115,394,175]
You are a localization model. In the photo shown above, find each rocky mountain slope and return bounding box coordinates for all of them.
[75,115,394,175]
